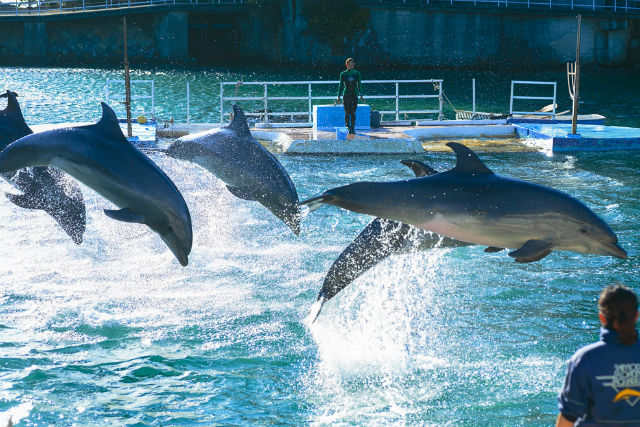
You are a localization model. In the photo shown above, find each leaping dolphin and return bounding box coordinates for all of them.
[301,142,626,263]
[0,90,86,244]
[165,104,301,234]
[0,102,192,266]
[308,160,471,322]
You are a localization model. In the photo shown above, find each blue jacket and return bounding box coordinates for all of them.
[558,328,640,426]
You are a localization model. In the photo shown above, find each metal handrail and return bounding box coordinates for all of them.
[220,79,443,126]
[105,79,155,118]
[3,0,245,17]
[3,0,639,16]
[510,80,557,118]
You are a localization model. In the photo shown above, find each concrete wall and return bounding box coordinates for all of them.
[0,4,637,67]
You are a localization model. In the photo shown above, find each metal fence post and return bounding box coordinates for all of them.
[151,81,155,117]
[220,82,224,124]
[308,83,312,125]
[509,81,514,115]
[395,82,399,121]
[552,82,557,118]
[186,82,190,123]
[472,78,476,115]
[438,81,443,121]
[263,84,269,125]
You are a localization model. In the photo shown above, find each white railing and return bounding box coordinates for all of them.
[2,0,245,16]
[360,0,640,13]
[510,80,557,118]
[220,79,443,126]
[105,79,155,118]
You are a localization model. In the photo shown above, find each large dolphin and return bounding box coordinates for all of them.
[0,102,192,266]
[0,90,86,244]
[309,159,472,322]
[165,104,301,234]
[302,142,626,263]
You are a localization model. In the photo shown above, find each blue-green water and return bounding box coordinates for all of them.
[0,67,639,426]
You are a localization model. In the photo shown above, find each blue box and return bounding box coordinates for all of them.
[313,104,371,131]
[336,127,348,140]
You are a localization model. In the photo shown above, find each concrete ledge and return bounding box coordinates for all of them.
[405,125,517,139]
[283,138,424,154]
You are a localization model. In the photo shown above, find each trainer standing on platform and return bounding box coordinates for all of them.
[337,58,364,135]
[556,284,640,427]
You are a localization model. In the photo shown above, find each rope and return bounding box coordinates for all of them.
[433,82,459,113]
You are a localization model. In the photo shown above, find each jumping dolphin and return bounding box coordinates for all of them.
[165,104,301,234]
[0,90,86,244]
[302,142,626,263]
[0,102,192,266]
[308,160,471,322]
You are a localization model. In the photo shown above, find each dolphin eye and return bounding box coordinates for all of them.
[580,228,587,234]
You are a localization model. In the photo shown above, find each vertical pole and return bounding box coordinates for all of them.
[509,80,514,115]
[308,83,312,125]
[552,82,557,118]
[438,81,443,121]
[14,0,17,16]
[220,82,224,124]
[83,0,85,11]
[186,82,190,123]
[395,82,399,121]
[571,14,581,135]
[472,78,476,115]
[264,84,269,125]
[151,80,155,118]
[123,17,133,138]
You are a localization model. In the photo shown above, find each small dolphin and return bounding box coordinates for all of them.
[308,160,471,322]
[302,142,626,263]
[0,90,86,244]
[165,104,301,234]
[0,102,192,266]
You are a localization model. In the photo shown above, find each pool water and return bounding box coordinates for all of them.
[0,67,638,427]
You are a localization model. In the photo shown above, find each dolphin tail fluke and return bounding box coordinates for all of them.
[300,194,333,213]
[5,192,38,210]
[304,296,326,326]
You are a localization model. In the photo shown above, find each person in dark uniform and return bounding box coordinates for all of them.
[337,58,364,135]
[557,284,640,427]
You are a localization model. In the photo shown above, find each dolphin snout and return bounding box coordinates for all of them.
[601,241,627,260]
[160,228,192,267]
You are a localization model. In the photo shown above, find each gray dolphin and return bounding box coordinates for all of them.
[302,142,626,263]
[165,104,301,234]
[0,102,192,266]
[0,90,86,244]
[309,160,471,322]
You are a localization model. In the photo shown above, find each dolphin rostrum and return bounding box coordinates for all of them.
[308,160,471,323]
[0,90,86,244]
[165,104,301,234]
[0,102,192,266]
[302,142,626,263]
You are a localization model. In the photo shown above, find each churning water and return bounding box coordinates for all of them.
[0,67,638,426]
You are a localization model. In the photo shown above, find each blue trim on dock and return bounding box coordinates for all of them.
[514,124,640,152]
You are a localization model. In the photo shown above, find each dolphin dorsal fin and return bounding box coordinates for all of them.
[93,102,127,140]
[227,104,251,137]
[400,159,439,177]
[0,91,20,114]
[447,142,493,175]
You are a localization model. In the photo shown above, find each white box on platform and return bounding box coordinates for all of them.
[313,104,370,131]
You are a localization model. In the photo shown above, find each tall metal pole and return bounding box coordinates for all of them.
[571,14,581,136]
[123,17,132,138]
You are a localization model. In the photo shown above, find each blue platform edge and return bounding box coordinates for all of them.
[514,124,640,152]
[313,104,371,131]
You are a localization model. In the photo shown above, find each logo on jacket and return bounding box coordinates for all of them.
[596,364,640,406]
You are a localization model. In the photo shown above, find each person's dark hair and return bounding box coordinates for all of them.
[599,285,638,345]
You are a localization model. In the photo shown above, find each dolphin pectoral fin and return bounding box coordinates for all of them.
[304,297,326,326]
[5,193,39,210]
[300,194,333,213]
[484,246,504,253]
[226,185,259,201]
[104,208,146,224]
[508,240,554,263]
[447,142,494,175]
[400,159,439,177]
